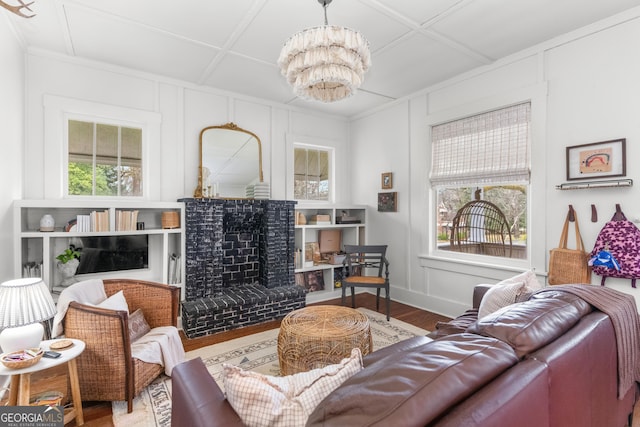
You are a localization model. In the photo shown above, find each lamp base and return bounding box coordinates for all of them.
[0,323,44,352]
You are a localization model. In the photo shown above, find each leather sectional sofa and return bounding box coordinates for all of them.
[171,284,639,426]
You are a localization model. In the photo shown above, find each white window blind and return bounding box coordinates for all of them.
[430,102,531,186]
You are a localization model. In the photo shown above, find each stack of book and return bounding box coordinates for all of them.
[71,210,109,232]
[116,210,139,231]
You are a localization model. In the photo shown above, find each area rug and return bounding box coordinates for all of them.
[112,307,429,427]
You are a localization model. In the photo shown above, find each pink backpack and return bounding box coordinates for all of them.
[589,205,640,288]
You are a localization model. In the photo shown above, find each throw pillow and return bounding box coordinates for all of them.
[95,290,129,313]
[478,270,544,318]
[223,348,363,427]
[128,308,151,342]
[478,281,526,319]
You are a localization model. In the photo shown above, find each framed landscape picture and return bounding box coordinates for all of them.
[566,138,626,181]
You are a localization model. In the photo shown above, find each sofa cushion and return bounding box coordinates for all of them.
[223,348,363,427]
[428,309,479,339]
[306,334,518,427]
[468,292,592,358]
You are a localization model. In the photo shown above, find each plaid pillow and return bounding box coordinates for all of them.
[223,348,363,427]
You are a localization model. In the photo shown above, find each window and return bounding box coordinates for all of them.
[431,103,530,259]
[294,145,331,201]
[67,119,142,197]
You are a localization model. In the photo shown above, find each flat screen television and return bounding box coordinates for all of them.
[318,229,342,254]
[76,235,149,274]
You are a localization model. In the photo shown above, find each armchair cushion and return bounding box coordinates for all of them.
[94,290,129,312]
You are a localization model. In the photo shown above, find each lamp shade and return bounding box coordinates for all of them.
[0,278,56,328]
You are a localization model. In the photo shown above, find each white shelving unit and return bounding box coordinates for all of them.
[294,205,366,303]
[13,200,185,297]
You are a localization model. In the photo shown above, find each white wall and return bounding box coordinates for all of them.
[0,16,25,282]
[1,47,349,280]
[350,10,640,317]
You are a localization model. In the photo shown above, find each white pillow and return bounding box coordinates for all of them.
[478,270,544,318]
[495,270,543,291]
[95,290,129,313]
[223,348,363,427]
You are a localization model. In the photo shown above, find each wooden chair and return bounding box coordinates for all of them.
[342,245,390,320]
[63,279,180,413]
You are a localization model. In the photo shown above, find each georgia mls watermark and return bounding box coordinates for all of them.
[0,406,63,427]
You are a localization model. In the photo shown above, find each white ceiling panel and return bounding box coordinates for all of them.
[375,0,465,26]
[204,54,293,104]
[364,33,483,99]
[63,0,256,47]
[64,4,220,82]
[431,0,640,59]
[3,0,639,118]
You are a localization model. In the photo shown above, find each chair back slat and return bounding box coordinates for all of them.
[344,245,387,277]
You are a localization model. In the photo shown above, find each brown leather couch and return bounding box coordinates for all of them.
[171,285,639,427]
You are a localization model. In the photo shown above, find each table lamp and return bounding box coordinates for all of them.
[0,277,56,353]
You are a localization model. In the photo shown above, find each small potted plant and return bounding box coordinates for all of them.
[56,245,81,286]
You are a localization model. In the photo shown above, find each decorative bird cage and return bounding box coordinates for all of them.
[450,195,513,258]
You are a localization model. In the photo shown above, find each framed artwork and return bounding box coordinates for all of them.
[381,172,393,189]
[566,138,626,181]
[303,270,325,292]
[378,192,397,212]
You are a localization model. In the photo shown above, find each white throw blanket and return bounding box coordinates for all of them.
[131,326,185,376]
[52,279,106,338]
[52,279,185,376]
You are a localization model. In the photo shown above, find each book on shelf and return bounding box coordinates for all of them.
[168,253,181,284]
[74,210,109,232]
[90,210,109,232]
[116,210,139,231]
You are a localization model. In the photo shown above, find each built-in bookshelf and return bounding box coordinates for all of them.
[13,200,185,298]
[294,205,366,303]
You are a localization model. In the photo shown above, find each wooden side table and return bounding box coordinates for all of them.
[0,338,86,425]
[277,305,372,375]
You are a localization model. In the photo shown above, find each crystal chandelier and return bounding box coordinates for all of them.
[277,0,371,103]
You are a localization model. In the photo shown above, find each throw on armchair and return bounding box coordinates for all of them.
[62,279,180,413]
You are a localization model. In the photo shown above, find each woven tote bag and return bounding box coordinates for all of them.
[548,207,591,285]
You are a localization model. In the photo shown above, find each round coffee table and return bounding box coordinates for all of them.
[277,305,372,375]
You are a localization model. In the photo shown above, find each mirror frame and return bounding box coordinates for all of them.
[194,122,264,198]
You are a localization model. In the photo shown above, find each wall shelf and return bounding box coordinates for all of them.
[295,205,366,303]
[13,200,185,297]
[555,179,633,190]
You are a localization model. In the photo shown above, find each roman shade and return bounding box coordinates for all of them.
[430,102,531,187]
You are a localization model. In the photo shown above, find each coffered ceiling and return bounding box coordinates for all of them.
[5,0,640,117]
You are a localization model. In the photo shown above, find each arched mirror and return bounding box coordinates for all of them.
[194,122,263,198]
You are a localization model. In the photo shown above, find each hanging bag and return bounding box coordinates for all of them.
[548,206,591,285]
[589,204,640,288]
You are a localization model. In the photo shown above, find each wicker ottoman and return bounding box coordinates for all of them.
[277,305,372,375]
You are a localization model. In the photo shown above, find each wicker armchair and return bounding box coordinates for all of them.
[63,279,180,413]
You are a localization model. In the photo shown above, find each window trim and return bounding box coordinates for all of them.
[425,83,547,270]
[43,95,161,200]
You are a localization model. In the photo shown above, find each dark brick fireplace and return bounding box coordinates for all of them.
[179,198,306,338]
